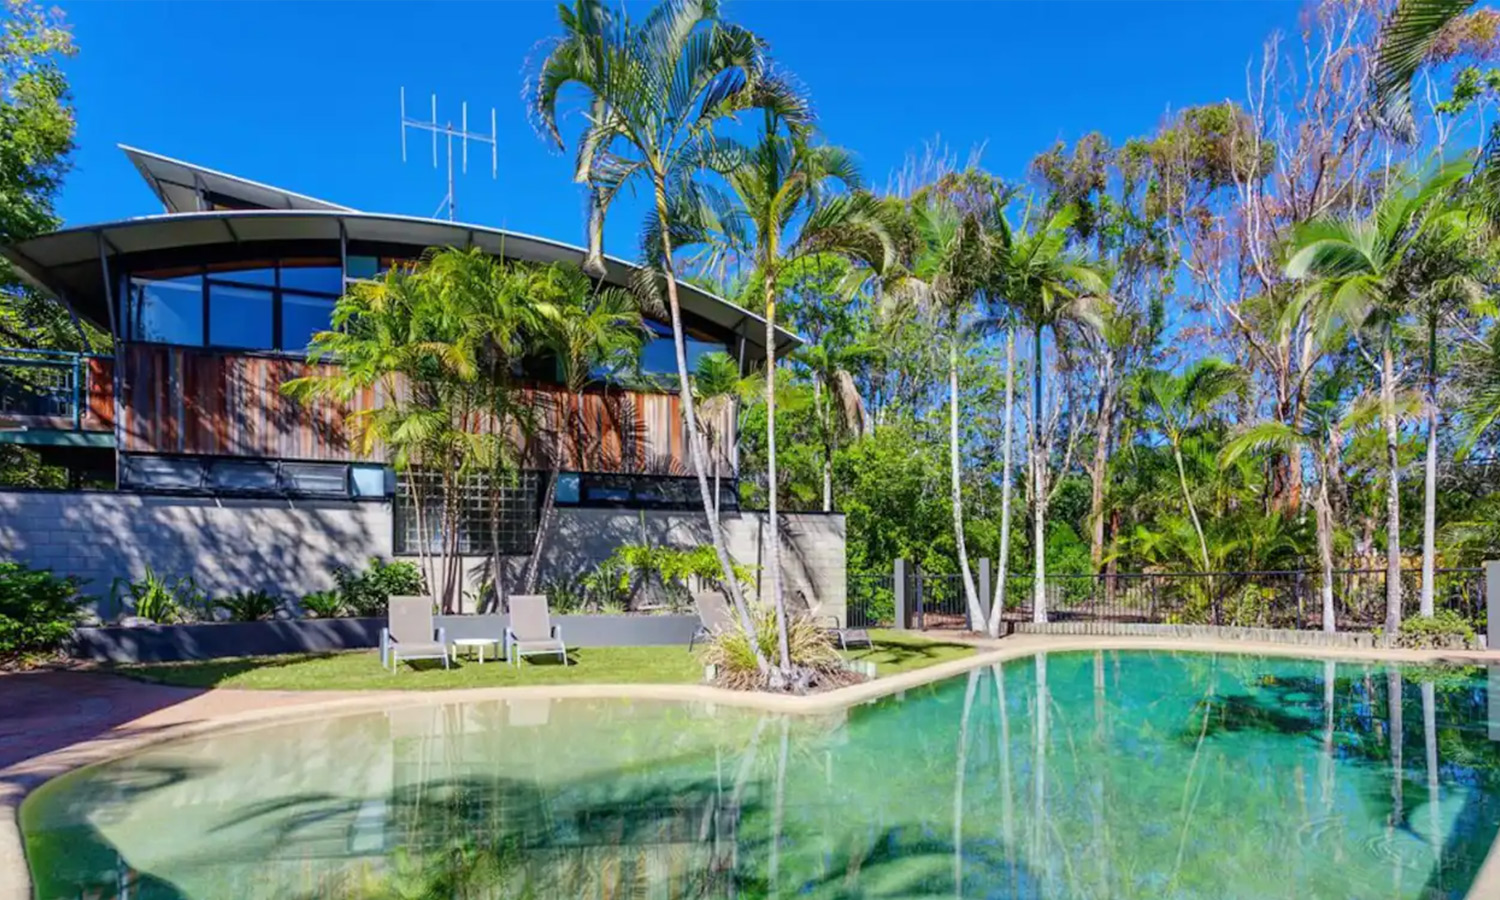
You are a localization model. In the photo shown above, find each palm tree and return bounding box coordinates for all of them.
[1372,0,1476,132]
[985,326,1016,638]
[1285,163,1466,633]
[1137,359,1243,574]
[796,332,872,512]
[998,205,1108,623]
[523,272,644,592]
[886,191,989,630]
[670,121,891,676]
[532,0,798,658]
[1223,370,1365,632]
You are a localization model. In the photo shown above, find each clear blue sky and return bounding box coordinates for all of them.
[54,1,1301,258]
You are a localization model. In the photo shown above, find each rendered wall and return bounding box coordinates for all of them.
[0,490,847,624]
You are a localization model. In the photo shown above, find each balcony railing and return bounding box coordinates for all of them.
[0,347,110,431]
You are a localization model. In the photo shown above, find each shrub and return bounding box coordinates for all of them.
[300,590,346,619]
[0,562,87,664]
[334,558,425,617]
[699,604,843,691]
[110,565,205,624]
[1395,610,1476,649]
[213,589,284,622]
[604,543,756,610]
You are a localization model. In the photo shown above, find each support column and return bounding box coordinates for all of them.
[1487,560,1500,652]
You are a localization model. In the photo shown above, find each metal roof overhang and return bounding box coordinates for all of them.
[120,144,354,214]
[1,209,801,354]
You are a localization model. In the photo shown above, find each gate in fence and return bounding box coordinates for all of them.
[846,559,1491,635]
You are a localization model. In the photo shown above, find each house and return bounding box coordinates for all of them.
[0,146,845,618]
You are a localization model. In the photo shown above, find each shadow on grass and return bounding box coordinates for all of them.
[110,652,351,688]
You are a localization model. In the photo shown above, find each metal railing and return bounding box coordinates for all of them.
[863,563,1486,634]
[0,346,94,429]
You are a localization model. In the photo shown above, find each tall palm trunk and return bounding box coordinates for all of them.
[1316,472,1337,633]
[1381,333,1403,635]
[1420,313,1439,617]
[1032,326,1047,623]
[763,274,791,673]
[1422,678,1440,875]
[954,668,979,898]
[948,335,982,628]
[523,394,570,594]
[1089,351,1115,573]
[987,330,1016,637]
[1172,441,1213,573]
[655,185,763,669]
[991,663,1017,893]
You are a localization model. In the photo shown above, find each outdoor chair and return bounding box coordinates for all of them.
[505,594,567,667]
[689,589,736,651]
[381,595,449,671]
[795,590,872,651]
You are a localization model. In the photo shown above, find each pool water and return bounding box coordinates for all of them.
[21,651,1500,899]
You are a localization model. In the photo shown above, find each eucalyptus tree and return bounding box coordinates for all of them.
[1137,359,1244,574]
[998,205,1108,622]
[1285,163,1466,632]
[669,118,891,676]
[523,273,643,592]
[532,0,800,658]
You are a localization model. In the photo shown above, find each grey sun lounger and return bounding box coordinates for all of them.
[795,590,872,650]
[689,589,736,651]
[505,594,567,666]
[381,595,449,670]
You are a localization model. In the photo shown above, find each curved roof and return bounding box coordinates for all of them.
[2,209,800,355]
[120,145,355,214]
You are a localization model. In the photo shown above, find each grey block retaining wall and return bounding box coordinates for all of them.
[0,488,847,624]
[72,613,702,663]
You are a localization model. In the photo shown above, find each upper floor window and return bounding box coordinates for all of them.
[124,258,342,353]
[633,320,728,381]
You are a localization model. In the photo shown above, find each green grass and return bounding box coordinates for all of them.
[844,630,976,675]
[113,631,975,691]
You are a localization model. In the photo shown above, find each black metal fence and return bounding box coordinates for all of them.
[847,564,1486,634]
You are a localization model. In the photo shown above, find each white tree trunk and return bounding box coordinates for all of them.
[988,330,1016,638]
[1381,337,1403,635]
[1420,371,1438,618]
[954,668,979,898]
[1031,327,1047,623]
[992,663,1018,892]
[764,284,791,674]
[949,340,982,628]
[1316,475,1337,633]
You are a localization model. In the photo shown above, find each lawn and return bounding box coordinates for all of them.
[114,631,975,691]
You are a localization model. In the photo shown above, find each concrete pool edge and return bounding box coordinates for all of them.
[4,633,1500,900]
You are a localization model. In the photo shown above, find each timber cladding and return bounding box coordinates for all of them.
[114,344,734,476]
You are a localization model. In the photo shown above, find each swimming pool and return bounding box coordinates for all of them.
[21,650,1500,899]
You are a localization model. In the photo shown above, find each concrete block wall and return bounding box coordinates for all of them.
[0,489,847,624]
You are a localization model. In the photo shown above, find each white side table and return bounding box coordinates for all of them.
[451,637,500,664]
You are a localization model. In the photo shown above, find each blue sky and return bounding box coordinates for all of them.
[54,1,1301,258]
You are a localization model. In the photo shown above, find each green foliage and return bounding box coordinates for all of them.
[0,561,84,663]
[213,589,284,623]
[333,558,425,618]
[698,605,841,691]
[1395,610,1477,648]
[110,566,205,624]
[299,590,346,619]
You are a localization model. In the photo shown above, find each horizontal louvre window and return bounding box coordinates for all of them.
[553,472,737,512]
[208,459,278,492]
[119,455,393,499]
[281,462,348,495]
[122,455,204,491]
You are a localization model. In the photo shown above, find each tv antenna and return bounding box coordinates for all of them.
[400,87,497,222]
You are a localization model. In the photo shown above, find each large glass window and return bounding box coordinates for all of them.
[122,258,340,353]
[208,282,274,349]
[281,293,337,351]
[638,320,727,377]
[127,274,203,345]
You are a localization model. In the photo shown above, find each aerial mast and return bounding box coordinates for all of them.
[399,87,497,221]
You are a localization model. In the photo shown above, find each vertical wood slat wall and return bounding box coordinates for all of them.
[115,344,734,476]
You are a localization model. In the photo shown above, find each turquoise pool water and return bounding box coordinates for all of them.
[21,651,1500,899]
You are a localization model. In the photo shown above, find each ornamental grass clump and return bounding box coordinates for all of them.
[699,603,854,693]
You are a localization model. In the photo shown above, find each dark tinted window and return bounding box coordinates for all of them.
[280,264,342,294]
[280,293,336,351]
[208,282,275,349]
[128,275,203,345]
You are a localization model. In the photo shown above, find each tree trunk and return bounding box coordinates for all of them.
[654,184,763,671]
[1033,652,1050,887]
[523,397,565,593]
[1173,442,1213,573]
[954,668,979,898]
[991,663,1018,894]
[1316,471,1337,633]
[1089,351,1115,573]
[987,330,1016,637]
[1420,313,1438,618]
[763,274,791,675]
[1032,326,1047,624]
[1422,678,1440,880]
[948,339,983,630]
[1381,335,1403,635]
